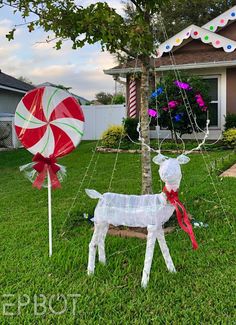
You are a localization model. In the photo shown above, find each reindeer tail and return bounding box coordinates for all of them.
[85,189,103,199]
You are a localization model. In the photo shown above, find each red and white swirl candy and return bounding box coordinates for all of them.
[15,86,84,158]
[15,86,85,189]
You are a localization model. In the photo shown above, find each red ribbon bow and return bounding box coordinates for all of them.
[163,186,198,250]
[32,153,61,190]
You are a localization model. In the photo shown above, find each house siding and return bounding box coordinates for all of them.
[0,89,23,114]
[226,67,236,114]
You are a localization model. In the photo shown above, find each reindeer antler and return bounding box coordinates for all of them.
[137,122,160,153]
[183,119,210,155]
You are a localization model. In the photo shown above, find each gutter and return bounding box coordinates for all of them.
[0,84,28,94]
[156,60,236,71]
[104,67,142,76]
[104,60,236,76]
[104,59,236,77]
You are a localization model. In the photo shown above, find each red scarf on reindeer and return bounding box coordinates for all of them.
[163,186,198,250]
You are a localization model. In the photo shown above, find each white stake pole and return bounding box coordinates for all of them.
[47,170,52,257]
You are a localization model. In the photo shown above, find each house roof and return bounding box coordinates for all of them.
[202,5,236,32]
[37,82,90,104]
[104,5,236,76]
[0,70,34,93]
[157,6,236,58]
[157,24,236,58]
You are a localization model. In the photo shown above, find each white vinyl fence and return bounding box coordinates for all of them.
[81,105,221,141]
[82,104,126,140]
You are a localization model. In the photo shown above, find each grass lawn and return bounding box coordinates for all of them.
[0,141,236,324]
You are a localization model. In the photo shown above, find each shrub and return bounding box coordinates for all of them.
[101,125,125,148]
[112,93,125,104]
[223,128,236,148]
[149,73,210,137]
[123,117,139,140]
[224,114,236,130]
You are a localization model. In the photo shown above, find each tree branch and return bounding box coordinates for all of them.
[129,0,143,14]
[120,46,136,59]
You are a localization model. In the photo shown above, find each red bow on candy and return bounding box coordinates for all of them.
[32,153,61,190]
[163,186,198,250]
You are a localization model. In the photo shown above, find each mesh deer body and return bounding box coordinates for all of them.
[86,153,197,288]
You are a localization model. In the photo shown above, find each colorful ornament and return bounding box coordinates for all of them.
[195,92,208,111]
[150,87,163,98]
[162,106,169,112]
[161,100,180,111]
[174,80,192,91]
[173,113,184,122]
[168,100,179,109]
[148,109,158,118]
[14,86,85,256]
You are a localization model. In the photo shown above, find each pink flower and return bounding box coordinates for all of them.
[195,93,205,107]
[148,109,158,117]
[195,93,207,111]
[168,100,178,108]
[162,107,169,111]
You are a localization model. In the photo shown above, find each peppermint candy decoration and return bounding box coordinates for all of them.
[15,86,85,158]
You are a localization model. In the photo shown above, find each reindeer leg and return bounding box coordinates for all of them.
[98,223,109,264]
[141,225,157,288]
[156,227,176,273]
[87,222,100,275]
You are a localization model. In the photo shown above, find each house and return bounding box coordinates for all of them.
[104,6,236,139]
[38,82,90,105]
[0,70,34,115]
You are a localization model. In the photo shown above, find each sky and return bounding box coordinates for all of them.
[0,1,124,100]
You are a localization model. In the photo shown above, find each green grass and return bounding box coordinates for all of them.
[0,142,236,324]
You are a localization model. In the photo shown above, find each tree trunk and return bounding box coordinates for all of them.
[140,61,152,194]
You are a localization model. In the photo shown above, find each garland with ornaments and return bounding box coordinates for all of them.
[157,23,236,58]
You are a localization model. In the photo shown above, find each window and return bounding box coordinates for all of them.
[203,77,219,127]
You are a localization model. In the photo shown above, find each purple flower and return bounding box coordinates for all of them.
[174,80,192,90]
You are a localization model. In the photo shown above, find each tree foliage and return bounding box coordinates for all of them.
[94,91,125,104]
[124,0,236,43]
[2,0,167,60]
[159,0,236,41]
[18,76,33,85]
[94,91,113,105]
[149,73,210,136]
[112,92,125,104]
[0,0,172,194]
[56,84,72,91]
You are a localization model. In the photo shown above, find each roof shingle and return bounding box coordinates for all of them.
[0,70,35,92]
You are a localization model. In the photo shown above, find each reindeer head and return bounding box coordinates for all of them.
[153,154,190,191]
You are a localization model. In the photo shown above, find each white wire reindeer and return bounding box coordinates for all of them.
[86,153,198,288]
[86,121,209,288]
